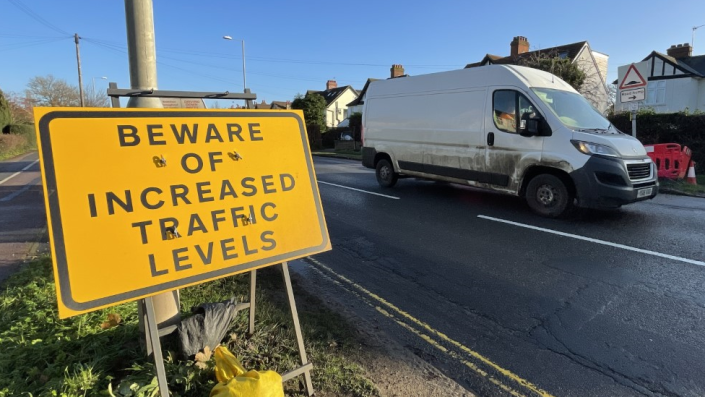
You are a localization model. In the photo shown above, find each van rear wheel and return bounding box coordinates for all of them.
[376,159,398,188]
[526,174,572,218]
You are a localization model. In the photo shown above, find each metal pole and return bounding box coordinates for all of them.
[632,110,637,138]
[241,40,247,91]
[124,0,179,347]
[143,297,170,397]
[74,33,84,107]
[281,262,314,395]
[124,0,162,109]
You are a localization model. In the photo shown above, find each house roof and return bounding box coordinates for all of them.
[307,86,358,106]
[465,41,588,68]
[270,101,290,109]
[611,51,705,84]
[647,51,705,77]
[347,78,379,107]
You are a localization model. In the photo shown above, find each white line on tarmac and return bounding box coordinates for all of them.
[318,181,400,200]
[478,215,705,267]
[0,160,39,186]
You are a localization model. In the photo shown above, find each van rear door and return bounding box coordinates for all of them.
[484,88,545,192]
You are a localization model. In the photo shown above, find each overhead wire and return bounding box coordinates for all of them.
[83,37,366,86]
[7,0,72,37]
[0,37,68,52]
[82,36,459,70]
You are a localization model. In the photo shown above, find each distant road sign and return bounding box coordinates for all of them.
[619,64,648,89]
[34,108,330,318]
[620,87,646,103]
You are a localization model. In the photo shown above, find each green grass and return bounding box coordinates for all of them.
[311,151,362,161]
[0,257,379,397]
[659,175,705,196]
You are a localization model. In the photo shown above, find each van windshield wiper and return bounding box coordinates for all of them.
[575,127,613,134]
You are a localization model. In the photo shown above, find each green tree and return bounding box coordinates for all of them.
[0,89,11,130]
[518,51,586,91]
[291,93,326,131]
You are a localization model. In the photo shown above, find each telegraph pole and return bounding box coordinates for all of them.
[74,33,85,107]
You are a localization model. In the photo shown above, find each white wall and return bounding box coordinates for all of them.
[326,88,358,127]
[575,48,610,114]
[616,77,700,113]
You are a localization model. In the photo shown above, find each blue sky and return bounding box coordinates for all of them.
[1,0,704,107]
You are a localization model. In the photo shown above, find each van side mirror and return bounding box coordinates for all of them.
[521,116,542,137]
[520,115,552,137]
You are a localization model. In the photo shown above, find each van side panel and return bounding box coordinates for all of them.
[365,89,487,174]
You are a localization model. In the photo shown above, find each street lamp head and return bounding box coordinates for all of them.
[223,35,233,40]
[101,76,108,80]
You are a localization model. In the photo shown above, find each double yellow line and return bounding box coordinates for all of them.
[306,257,555,397]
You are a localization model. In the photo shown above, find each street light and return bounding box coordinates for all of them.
[92,76,108,91]
[222,35,247,91]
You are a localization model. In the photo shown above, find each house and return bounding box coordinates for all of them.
[465,36,611,114]
[614,43,705,113]
[307,80,358,128]
[346,64,406,117]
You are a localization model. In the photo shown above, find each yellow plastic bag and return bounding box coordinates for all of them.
[210,345,284,397]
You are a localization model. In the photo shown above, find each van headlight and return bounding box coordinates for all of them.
[571,140,620,158]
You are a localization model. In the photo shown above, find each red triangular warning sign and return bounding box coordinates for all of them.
[619,64,647,89]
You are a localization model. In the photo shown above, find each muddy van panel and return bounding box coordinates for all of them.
[362,65,657,217]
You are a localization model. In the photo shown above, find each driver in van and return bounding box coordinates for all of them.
[494,95,516,132]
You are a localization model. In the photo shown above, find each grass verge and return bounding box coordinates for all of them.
[0,256,379,397]
[659,175,705,196]
[0,133,36,161]
[311,151,362,161]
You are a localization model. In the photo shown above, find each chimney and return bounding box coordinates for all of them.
[326,80,337,90]
[667,43,692,59]
[510,36,530,58]
[390,64,405,78]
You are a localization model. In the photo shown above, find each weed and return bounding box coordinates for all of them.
[0,258,379,397]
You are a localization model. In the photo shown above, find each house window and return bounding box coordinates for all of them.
[558,51,569,59]
[645,81,666,105]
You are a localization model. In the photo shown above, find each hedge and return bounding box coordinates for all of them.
[608,112,705,172]
[0,123,36,160]
[4,123,36,147]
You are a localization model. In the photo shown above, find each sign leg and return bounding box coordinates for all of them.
[249,270,257,335]
[281,262,314,396]
[143,297,170,397]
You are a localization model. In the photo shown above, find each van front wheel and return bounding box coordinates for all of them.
[526,174,572,217]
[376,159,398,188]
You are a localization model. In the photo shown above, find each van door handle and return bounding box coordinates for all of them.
[487,132,495,146]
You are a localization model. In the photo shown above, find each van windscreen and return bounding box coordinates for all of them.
[532,88,618,134]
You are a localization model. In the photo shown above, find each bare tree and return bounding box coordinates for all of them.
[5,91,34,124]
[26,75,80,107]
[83,82,109,107]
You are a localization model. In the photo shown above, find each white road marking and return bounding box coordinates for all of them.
[0,160,39,186]
[318,181,400,200]
[478,215,705,267]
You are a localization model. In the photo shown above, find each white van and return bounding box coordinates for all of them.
[361,65,658,217]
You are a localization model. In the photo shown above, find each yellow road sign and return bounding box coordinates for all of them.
[34,108,330,318]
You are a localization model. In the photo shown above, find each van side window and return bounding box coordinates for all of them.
[493,91,517,133]
[493,90,537,134]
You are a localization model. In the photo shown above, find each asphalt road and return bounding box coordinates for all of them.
[0,152,45,283]
[2,152,705,396]
[305,156,705,397]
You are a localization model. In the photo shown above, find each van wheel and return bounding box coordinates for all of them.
[526,174,572,218]
[376,159,398,188]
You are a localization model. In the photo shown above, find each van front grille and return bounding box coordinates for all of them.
[627,163,651,180]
